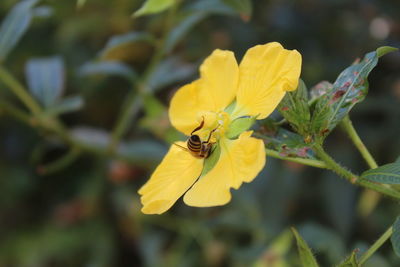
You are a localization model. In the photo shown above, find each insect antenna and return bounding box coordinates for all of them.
[173,143,189,152]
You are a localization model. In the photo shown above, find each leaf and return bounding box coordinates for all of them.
[46,96,84,116]
[0,0,39,62]
[225,116,256,139]
[278,79,311,137]
[133,0,175,17]
[291,227,319,267]
[310,81,333,102]
[222,0,252,20]
[25,56,65,108]
[118,140,167,165]
[77,0,87,9]
[78,61,137,83]
[361,162,400,184]
[263,128,316,159]
[310,46,398,141]
[201,144,221,177]
[100,32,155,61]
[337,250,359,267]
[391,216,400,257]
[70,127,110,148]
[163,12,208,53]
[147,57,196,92]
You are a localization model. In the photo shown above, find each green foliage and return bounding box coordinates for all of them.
[310,47,398,142]
[0,0,38,62]
[291,227,319,267]
[79,61,137,83]
[278,79,311,137]
[391,217,400,257]
[134,0,175,17]
[226,116,256,139]
[200,144,221,177]
[25,57,65,108]
[361,162,400,184]
[337,250,359,267]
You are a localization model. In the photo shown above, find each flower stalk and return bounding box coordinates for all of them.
[358,225,393,265]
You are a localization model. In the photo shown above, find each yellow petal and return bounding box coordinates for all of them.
[168,80,212,136]
[139,142,203,214]
[198,49,239,111]
[233,42,302,119]
[183,131,266,207]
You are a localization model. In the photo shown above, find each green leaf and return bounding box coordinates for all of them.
[361,162,400,184]
[201,144,221,177]
[278,79,311,137]
[263,128,315,159]
[46,96,84,116]
[147,57,195,92]
[78,61,137,83]
[225,116,256,139]
[133,0,175,17]
[118,140,168,166]
[0,0,39,62]
[310,46,397,142]
[291,227,319,267]
[77,0,87,9]
[25,56,65,108]
[376,46,398,57]
[222,0,252,19]
[100,32,155,60]
[391,216,400,257]
[337,250,359,267]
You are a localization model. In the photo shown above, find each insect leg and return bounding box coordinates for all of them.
[191,116,205,135]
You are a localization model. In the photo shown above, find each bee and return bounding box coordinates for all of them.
[175,117,218,158]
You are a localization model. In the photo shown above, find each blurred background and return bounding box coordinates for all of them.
[0,0,400,266]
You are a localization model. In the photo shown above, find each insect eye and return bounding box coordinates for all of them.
[190,135,200,142]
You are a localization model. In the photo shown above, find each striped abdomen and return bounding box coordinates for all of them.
[187,135,201,153]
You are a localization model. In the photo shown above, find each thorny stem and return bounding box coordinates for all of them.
[341,115,378,169]
[358,225,393,265]
[313,145,400,199]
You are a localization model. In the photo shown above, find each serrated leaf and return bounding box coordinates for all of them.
[78,61,137,83]
[25,56,65,108]
[391,217,400,257]
[133,0,175,17]
[291,227,319,267]
[226,116,256,139]
[100,32,155,61]
[46,96,84,116]
[361,162,400,184]
[278,79,311,137]
[310,46,397,141]
[337,250,359,267]
[0,0,39,62]
[200,144,221,177]
[263,128,315,159]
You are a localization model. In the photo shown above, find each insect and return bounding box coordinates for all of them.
[175,117,218,158]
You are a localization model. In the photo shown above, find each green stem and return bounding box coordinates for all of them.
[341,115,378,169]
[359,225,393,265]
[107,4,179,152]
[265,148,328,169]
[0,66,42,115]
[313,145,400,199]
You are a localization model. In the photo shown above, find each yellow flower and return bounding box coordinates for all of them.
[139,42,302,214]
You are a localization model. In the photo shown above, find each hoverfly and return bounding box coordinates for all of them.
[175,117,218,158]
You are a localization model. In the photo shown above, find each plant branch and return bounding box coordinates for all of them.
[313,145,400,199]
[265,148,328,169]
[0,66,42,115]
[341,115,378,169]
[358,225,393,265]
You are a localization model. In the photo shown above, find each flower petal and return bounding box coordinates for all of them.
[169,80,212,136]
[183,131,266,207]
[233,42,302,119]
[139,142,203,214]
[198,49,239,111]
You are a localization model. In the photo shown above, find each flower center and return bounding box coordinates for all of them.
[196,111,231,142]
